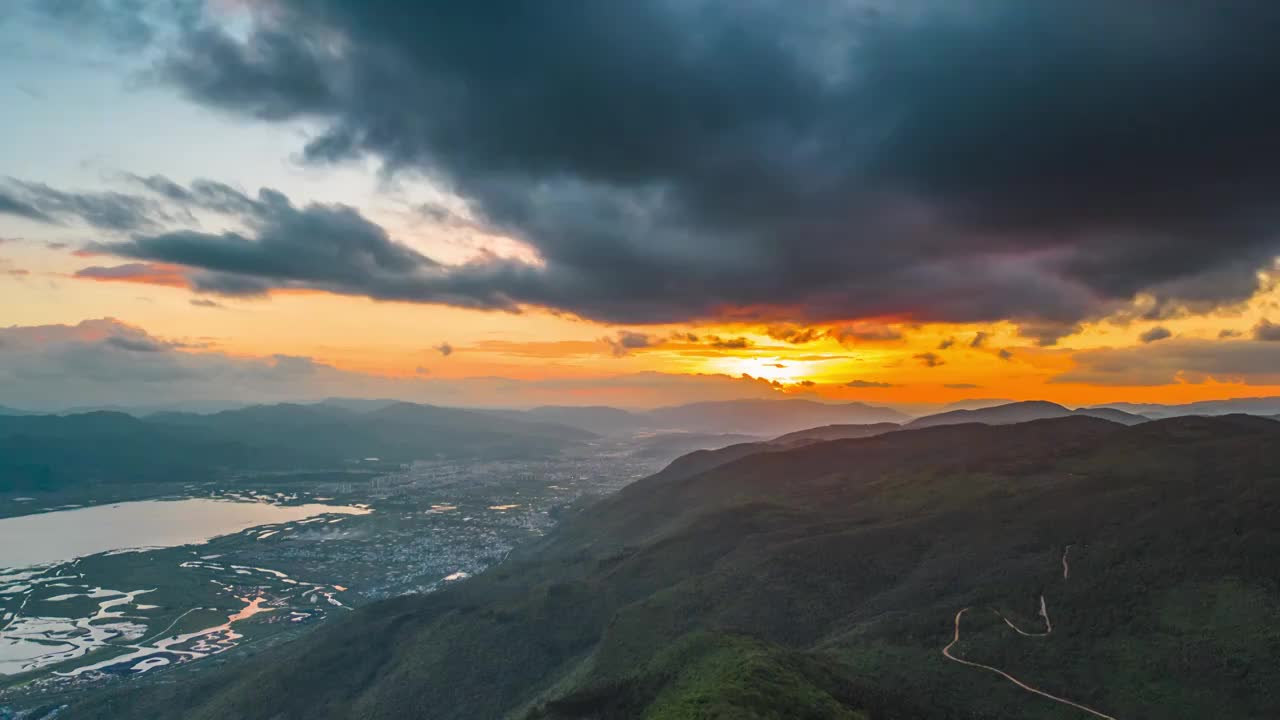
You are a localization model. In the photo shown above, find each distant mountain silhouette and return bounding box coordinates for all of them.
[627,432,763,464]
[645,399,909,435]
[1074,405,1150,424]
[498,399,909,436]
[1097,396,1280,418]
[770,422,903,446]
[907,400,1147,428]
[936,398,1016,412]
[317,397,402,413]
[520,405,649,435]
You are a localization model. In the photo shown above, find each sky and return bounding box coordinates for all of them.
[2,1,1280,412]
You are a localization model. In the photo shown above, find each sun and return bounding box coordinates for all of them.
[716,356,806,384]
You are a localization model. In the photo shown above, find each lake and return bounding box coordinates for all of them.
[0,498,371,569]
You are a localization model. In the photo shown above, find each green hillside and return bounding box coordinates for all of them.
[65,415,1280,719]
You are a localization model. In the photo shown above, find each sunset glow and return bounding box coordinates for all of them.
[2,2,1279,413]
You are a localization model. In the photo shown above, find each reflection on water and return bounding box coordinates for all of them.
[0,499,371,569]
[62,593,274,677]
[1,555,356,677]
[0,498,371,678]
[0,584,153,675]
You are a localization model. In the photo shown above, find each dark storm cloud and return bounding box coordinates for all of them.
[0,180,175,231]
[707,336,751,350]
[602,331,654,357]
[0,190,56,224]
[830,323,903,344]
[186,270,273,297]
[1017,322,1084,348]
[126,175,264,217]
[105,334,168,352]
[75,262,179,282]
[52,2,1280,326]
[914,352,944,368]
[97,185,497,304]
[766,326,822,345]
[1055,338,1280,386]
[1255,320,1280,342]
[1139,326,1173,344]
[128,174,195,203]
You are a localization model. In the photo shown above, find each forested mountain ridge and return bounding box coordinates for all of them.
[650,422,903,484]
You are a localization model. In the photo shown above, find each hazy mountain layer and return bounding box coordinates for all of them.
[0,403,592,492]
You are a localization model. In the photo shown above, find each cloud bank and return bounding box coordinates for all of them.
[22,1,1280,331]
[0,319,797,411]
[1054,336,1280,386]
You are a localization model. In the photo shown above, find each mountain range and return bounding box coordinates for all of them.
[10,394,1280,429]
[8,396,1280,496]
[1097,396,1280,418]
[498,399,911,437]
[0,402,592,493]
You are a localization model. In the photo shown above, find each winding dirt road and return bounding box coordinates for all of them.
[994,594,1051,637]
[941,546,1117,720]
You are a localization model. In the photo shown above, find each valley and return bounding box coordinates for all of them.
[0,442,662,714]
[36,413,1280,720]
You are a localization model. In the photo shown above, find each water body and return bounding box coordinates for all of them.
[0,558,355,676]
[0,499,370,569]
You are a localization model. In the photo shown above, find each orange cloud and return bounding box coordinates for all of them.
[74,262,191,289]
